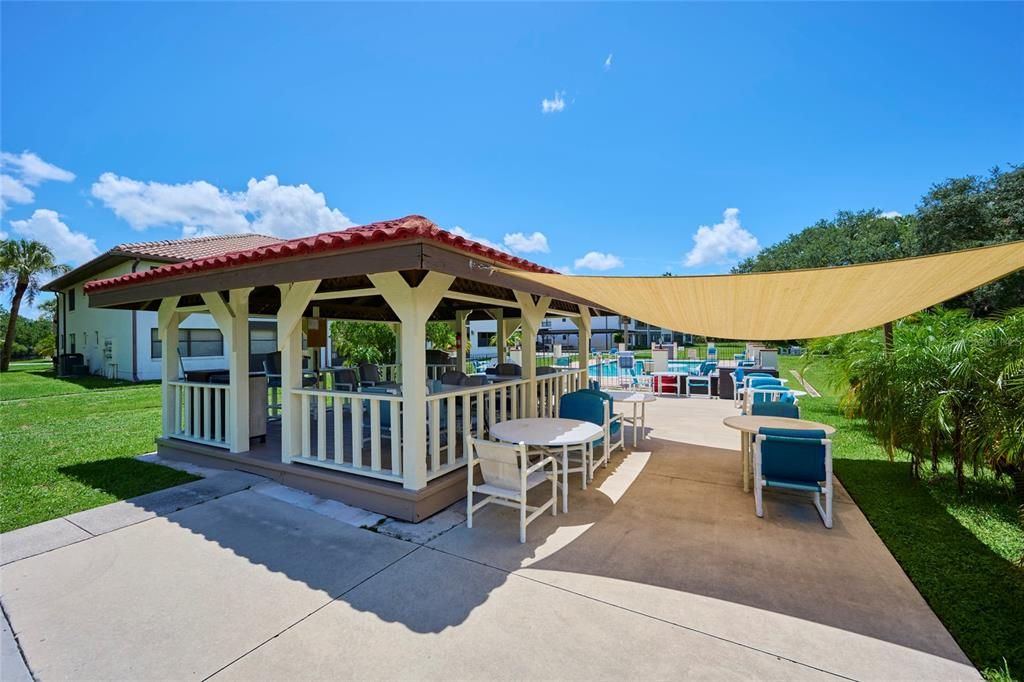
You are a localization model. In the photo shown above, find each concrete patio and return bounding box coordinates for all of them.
[0,397,978,680]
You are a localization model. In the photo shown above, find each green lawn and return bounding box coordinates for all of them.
[0,364,199,533]
[779,356,1024,680]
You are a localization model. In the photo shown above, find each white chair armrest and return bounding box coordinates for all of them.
[525,456,556,475]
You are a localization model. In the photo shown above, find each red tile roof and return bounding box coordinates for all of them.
[85,215,557,293]
[112,233,283,261]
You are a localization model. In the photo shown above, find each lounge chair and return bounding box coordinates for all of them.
[466,437,557,543]
[753,428,833,528]
[686,360,717,398]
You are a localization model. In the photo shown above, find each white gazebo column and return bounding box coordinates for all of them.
[575,305,591,383]
[276,280,320,463]
[513,292,551,417]
[202,288,253,453]
[454,309,468,372]
[158,297,182,438]
[370,272,455,490]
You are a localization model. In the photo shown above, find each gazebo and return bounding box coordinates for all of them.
[84,216,608,521]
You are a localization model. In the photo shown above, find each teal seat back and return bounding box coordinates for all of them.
[734,367,745,384]
[748,377,782,389]
[751,402,800,419]
[578,387,615,414]
[558,391,605,429]
[758,428,827,483]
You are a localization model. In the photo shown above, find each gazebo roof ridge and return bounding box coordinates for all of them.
[83,214,558,294]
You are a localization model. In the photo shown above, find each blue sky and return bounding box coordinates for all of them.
[2,2,1022,295]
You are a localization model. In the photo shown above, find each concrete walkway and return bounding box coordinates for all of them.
[0,398,978,680]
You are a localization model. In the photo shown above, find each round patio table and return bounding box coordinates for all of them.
[490,417,603,513]
[722,415,835,493]
[605,391,656,447]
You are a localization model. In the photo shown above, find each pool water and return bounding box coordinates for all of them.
[588,359,703,377]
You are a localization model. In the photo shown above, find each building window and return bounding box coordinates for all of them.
[67,288,76,312]
[151,328,225,359]
[249,321,277,355]
[95,332,99,345]
[477,332,496,348]
[69,333,76,353]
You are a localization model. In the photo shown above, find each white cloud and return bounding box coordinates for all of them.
[1,174,34,209]
[541,91,566,114]
[574,251,623,271]
[1,151,75,185]
[879,210,902,218]
[450,225,508,253]
[555,265,573,275]
[0,151,76,210]
[90,173,354,239]
[503,231,549,254]
[9,209,99,265]
[683,208,760,267]
[604,53,613,71]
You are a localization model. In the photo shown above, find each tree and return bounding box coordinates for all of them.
[915,165,1024,314]
[330,321,396,366]
[0,240,69,371]
[425,321,455,351]
[733,209,918,273]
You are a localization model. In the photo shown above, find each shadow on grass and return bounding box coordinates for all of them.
[835,458,1024,677]
[58,457,199,501]
[29,369,158,390]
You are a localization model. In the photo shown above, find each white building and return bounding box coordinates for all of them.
[44,234,283,381]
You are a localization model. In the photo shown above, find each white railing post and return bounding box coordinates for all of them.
[576,305,591,388]
[158,297,182,438]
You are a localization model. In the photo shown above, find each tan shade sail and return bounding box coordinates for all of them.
[499,241,1024,340]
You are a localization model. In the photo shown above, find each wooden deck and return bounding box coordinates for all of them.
[156,419,468,522]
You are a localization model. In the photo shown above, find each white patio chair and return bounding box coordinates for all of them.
[466,437,557,543]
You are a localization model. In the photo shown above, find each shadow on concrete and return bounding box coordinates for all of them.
[28,419,982,676]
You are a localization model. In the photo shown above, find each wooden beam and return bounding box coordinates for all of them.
[277,280,321,351]
[310,287,378,301]
[157,296,181,340]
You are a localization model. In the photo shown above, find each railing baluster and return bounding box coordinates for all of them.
[214,387,223,442]
[390,401,401,475]
[429,399,440,472]
[301,393,311,458]
[370,399,382,471]
[352,398,363,468]
[192,386,201,438]
[476,389,485,438]
[461,394,472,459]
[446,396,456,466]
[203,387,211,441]
[333,396,343,464]
[317,394,327,460]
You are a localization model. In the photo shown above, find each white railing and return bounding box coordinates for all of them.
[167,380,230,449]
[424,380,530,482]
[291,388,404,483]
[534,368,586,417]
[286,369,586,488]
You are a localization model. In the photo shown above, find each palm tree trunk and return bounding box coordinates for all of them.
[1,279,28,372]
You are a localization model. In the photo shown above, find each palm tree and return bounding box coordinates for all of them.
[0,239,69,372]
